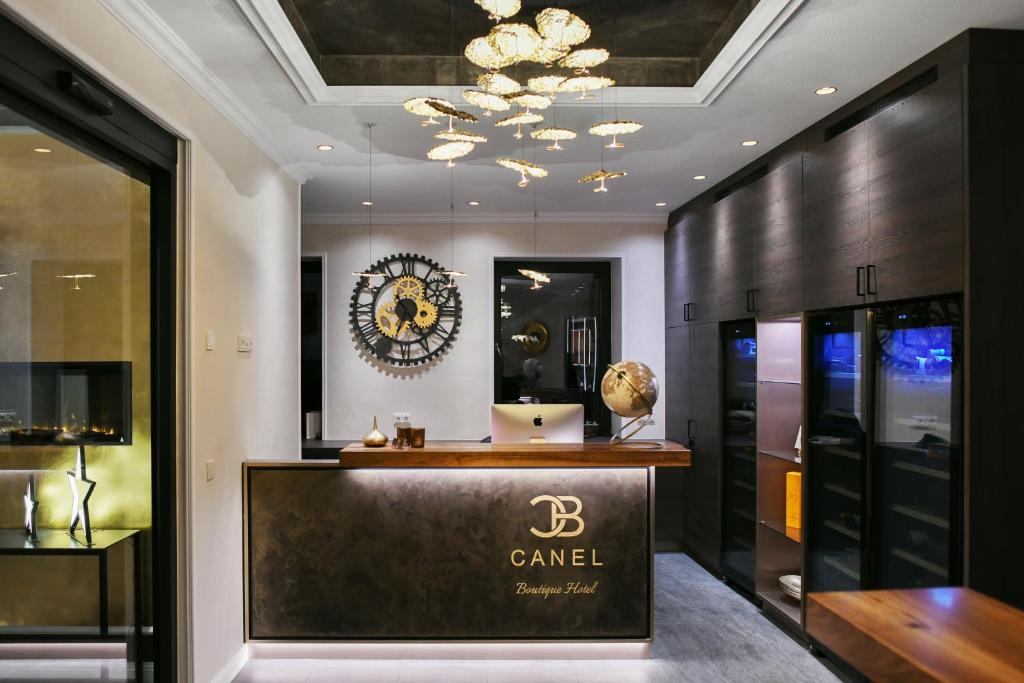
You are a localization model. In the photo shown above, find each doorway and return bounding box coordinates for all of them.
[494,261,612,437]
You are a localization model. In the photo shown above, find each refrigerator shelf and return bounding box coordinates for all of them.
[824,556,861,582]
[891,548,949,579]
[892,460,950,480]
[891,504,950,530]
[824,518,861,541]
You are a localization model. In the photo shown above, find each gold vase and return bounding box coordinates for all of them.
[361,416,388,447]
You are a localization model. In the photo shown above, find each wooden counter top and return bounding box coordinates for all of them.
[806,588,1024,683]
[334,440,691,468]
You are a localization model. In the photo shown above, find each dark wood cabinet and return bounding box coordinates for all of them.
[868,70,964,301]
[716,188,759,321]
[664,219,688,328]
[687,206,718,323]
[803,122,872,311]
[659,324,692,547]
[685,321,722,570]
[755,159,804,316]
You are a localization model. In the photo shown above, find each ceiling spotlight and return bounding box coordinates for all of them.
[468,201,480,206]
[693,175,707,180]
[33,148,51,153]
[316,144,334,151]
[362,201,374,207]
[741,140,759,147]
[815,85,838,95]
[656,202,667,207]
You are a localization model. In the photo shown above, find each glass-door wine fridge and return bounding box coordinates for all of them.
[721,321,757,592]
[805,298,962,594]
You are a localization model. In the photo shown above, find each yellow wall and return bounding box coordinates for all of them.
[0,130,152,626]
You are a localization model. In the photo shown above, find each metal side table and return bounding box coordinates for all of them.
[0,529,143,681]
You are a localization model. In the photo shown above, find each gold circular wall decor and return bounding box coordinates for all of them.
[518,320,550,355]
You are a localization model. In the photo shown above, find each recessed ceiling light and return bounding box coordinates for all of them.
[693,175,707,180]
[815,85,838,95]
[655,202,667,207]
[362,201,373,207]
[316,144,334,151]
[468,201,480,206]
[741,140,758,147]
[33,147,51,153]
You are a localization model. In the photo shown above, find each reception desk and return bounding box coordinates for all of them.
[244,441,688,642]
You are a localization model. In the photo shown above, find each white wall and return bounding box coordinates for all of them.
[303,222,666,441]
[1,2,301,681]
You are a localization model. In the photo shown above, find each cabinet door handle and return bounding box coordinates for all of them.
[856,266,866,296]
[686,419,695,446]
[867,265,877,295]
[751,289,760,313]
[745,289,753,312]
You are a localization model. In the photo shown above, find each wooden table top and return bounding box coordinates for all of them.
[807,588,1024,683]
[334,440,691,468]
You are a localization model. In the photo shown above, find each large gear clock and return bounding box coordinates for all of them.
[350,253,463,367]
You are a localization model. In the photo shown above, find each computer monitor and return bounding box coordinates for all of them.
[490,404,584,444]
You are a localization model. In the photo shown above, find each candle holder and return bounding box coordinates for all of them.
[409,427,426,448]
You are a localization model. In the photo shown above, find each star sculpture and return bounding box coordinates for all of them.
[23,476,39,542]
[67,447,96,545]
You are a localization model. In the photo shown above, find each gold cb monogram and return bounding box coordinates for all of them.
[529,495,585,538]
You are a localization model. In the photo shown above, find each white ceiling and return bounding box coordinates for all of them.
[101,0,1024,223]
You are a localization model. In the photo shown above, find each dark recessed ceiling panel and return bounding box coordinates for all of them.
[278,0,753,86]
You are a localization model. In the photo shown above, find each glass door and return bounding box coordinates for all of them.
[721,321,757,591]
[871,298,962,588]
[806,310,869,593]
[0,13,178,680]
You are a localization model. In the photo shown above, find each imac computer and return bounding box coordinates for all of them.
[490,404,584,444]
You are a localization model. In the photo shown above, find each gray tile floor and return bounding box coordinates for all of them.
[0,555,838,682]
[233,554,839,683]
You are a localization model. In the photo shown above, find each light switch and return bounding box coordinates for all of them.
[205,459,215,481]
[237,335,254,353]
[205,330,215,351]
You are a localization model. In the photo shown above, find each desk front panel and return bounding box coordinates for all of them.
[246,466,651,640]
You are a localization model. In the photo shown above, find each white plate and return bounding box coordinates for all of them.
[779,574,802,598]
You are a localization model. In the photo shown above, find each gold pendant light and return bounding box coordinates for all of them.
[439,165,469,288]
[478,72,522,95]
[474,0,520,22]
[579,169,626,192]
[589,120,643,149]
[403,97,455,126]
[496,158,548,187]
[536,8,591,50]
[463,89,511,116]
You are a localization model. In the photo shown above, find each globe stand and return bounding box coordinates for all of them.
[609,413,662,450]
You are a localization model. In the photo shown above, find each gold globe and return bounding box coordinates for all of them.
[601,362,659,446]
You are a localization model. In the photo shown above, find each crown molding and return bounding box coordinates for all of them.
[301,211,668,226]
[233,0,805,107]
[96,0,311,184]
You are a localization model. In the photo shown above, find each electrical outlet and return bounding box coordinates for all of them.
[237,335,254,353]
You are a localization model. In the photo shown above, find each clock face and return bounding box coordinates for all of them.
[350,253,463,367]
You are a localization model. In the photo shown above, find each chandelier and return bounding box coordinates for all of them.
[402,3,640,193]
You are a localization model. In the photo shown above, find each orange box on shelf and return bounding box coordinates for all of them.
[786,471,802,529]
